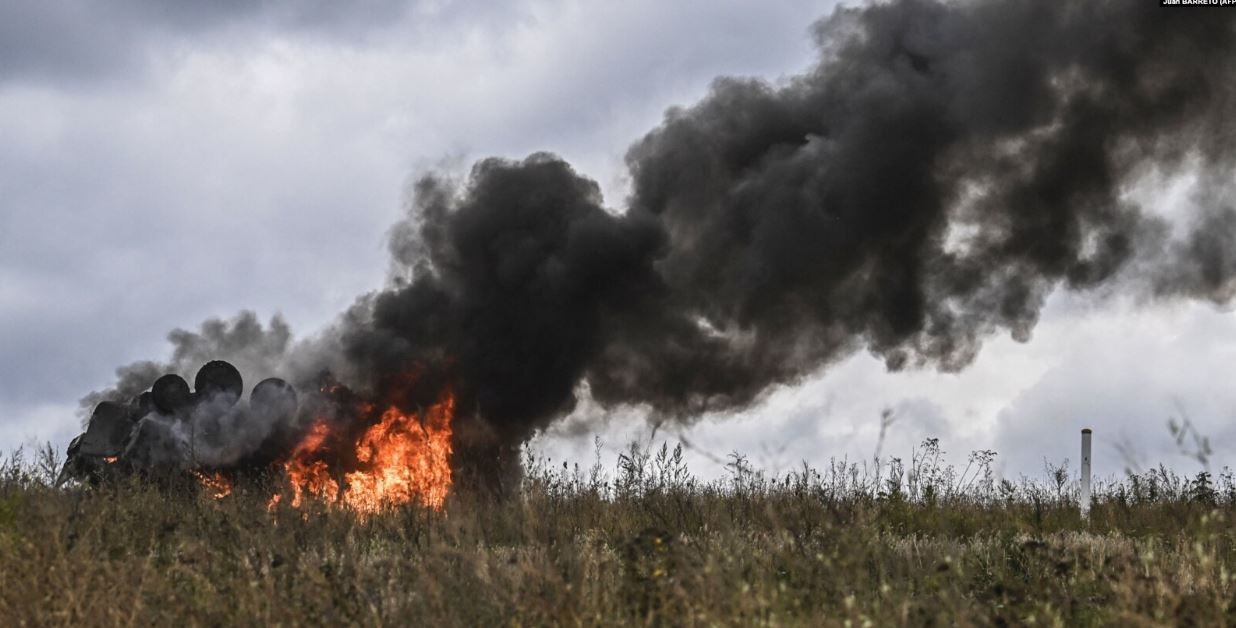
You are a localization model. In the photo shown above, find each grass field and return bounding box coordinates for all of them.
[1,440,1233,626]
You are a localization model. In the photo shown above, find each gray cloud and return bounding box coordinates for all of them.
[0,0,520,85]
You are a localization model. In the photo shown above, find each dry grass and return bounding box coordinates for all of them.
[1,441,1234,626]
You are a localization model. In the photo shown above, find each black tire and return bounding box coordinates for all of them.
[152,374,193,414]
[250,377,298,421]
[194,360,243,408]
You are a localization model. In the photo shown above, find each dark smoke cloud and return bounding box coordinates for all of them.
[612,0,1236,392]
[86,0,1236,456]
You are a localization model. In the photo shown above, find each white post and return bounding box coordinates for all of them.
[1080,428,1092,521]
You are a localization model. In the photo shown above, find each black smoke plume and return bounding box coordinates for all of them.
[85,0,1236,479]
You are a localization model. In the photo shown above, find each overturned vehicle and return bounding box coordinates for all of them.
[59,360,300,486]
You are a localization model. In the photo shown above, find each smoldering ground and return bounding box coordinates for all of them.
[83,0,1236,472]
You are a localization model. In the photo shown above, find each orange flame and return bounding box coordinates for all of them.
[281,420,340,508]
[274,390,454,513]
[192,470,233,499]
[344,394,454,512]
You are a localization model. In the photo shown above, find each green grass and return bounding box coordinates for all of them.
[1,440,1233,626]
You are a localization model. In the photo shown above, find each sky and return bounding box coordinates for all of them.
[1,0,1232,483]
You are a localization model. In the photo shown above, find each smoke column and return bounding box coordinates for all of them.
[86,0,1236,469]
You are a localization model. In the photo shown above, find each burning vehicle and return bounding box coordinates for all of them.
[60,360,299,484]
[60,360,456,512]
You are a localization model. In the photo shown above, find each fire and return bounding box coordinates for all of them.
[103,456,118,464]
[286,459,340,508]
[273,390,455,513]
[344,395,455,512]
[269,419,341,508]
[192,470,233,499]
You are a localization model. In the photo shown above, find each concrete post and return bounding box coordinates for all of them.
[1080,428,1092,521]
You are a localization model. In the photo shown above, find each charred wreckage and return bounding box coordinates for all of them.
[61,359,462,511]
[59,360,300,487]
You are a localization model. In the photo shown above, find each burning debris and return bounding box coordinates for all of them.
[63,360,455,512]
[63,360,285,482]
[272,393,454,513]
[78,1,1236,506]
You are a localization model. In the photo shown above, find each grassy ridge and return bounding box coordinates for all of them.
[1,442,1233,626]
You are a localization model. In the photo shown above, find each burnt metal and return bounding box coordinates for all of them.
[61,360,300,487]
[129,391,156,421]
[78,401,134,457]
[122,416,188,471]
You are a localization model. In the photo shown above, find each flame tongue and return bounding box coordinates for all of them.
[275,390,455,513]
[345,395,454,512]
[280,420,340,508]
[192,470,233,500]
